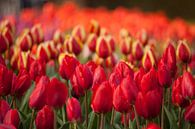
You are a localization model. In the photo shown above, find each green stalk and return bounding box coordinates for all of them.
[29,109,35,129]
[110,108,115,125]
[85,91,88,127]
[161,89,165,129]
[99,113,104,129]
[133,105,140,129]
[124,113,127,129]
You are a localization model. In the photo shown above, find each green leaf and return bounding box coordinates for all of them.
[164,106,178,129]
[59,122,69,129]
[87,112,95,129]
[113,123,122,129]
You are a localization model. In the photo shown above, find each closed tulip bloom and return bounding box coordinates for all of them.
[181,72,195,99]
[11,68,31,97]
[142,48,156,71]
[86,61,98,75]
[91,81,113,114]
[53,29,64,45]
[67,36,83,55]
[35,105,54,129]
[89,20,100,36]
[29,76,49,110]
[144,123,161,129]
[47,78,68,108]
[132,40,143,60]
[96,36,112,59]
[172,76,189,107]
[75,64,93,90]
[134,67,146,90]
[0,64,13,96]
[3,109,20,128]
[72,25,86,42]
[0,55,5,66]
[1,27,13,46]
[87,33,97,52]
[157,59,172,87]
[177,40,191,63]
[162,43,177,77]
[136,29,148,46]
[184,100,195,123]
[113,76,138,113]
[37,43,51,63]
[109,71,123,89]
[120,36,132,55]
[0,100,10,122]
[0,20,14,33]
[135,88,162,119]
[59,54,80,80]
[66,97,82,122]
[106,35,115,51]
[0,34,9,53]
[31,24,44,44]
[0,124,16,129]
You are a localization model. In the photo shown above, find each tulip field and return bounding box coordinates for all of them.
[1,2,195,129]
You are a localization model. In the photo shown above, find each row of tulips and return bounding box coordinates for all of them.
[0,2,195,129]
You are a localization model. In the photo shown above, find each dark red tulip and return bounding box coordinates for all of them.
[134,67,146,90]
[67,36,83,55]
[29,76,49,110]
[0,34,8,53]
[72,25,86,42]
[142,48,156,71]
[132,40,143,60]
[87,33,97,52]
[29,60,46,81]
[75,64,93,90]
[37,43,50,63]
[162,43,177,77]
[172,76,189,107]
[0,100,10,122]
[0,124,16,129]
[35,105,54,129]
[181,72,195,99]
[66,97,82,122]
[86,61,98,75]
[11,68,31,97]
[113,76,138,113]
[47,78,68,108]
[0,64,13,96]
[59,54,80,80]
[31,24,44,44]
[89,20,100,36]
[53,29,64,45]
[0,20,14,33]
[177,40,191,63]
[92,66,107,91]
[91,81,113,114]
[109,71,123,89]
[135,88,162,119]
[136,29,148,46]
[184,100,195,123]
[144,123,161,129]
[157,59,172,87]
[3,109,20,128]
[120,36,132,55]
[106,35,115,51]
[0,55,5,66]
[1,27,13,46]
[96,36,111,59]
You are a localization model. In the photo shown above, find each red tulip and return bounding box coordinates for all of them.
[1,27,13,46]
[72,25,86,42]
[177,40,191,63]
[172,76,189,107]
[0,20,14,33]
[74,64,93,90]
[59,54,80,80]
[35,105,54,129]
[87,33,97,52]
[0,64,13,96]
[109,71,123,89]
[144,123,161,129]
[184,100,195,123]
[0,55,5,66]
[66,97,82,122]
[113,75,138,113]
[86,61,98,75]
[37,43,51,63]
[11,68,31,97]
[0,100,10,122]
[89,20,100,36]
[0,124,16,129]
[53,29,64,45]
[0,34,8,53]
[134,67,146,90]
[91,81,113,114]
[162,43,177,77]
[66,35,83,55]
[142,48,156,71]
[29,76,49,110]
[157,59,172,87]
[3,109,20,128]
[136,29,148,46]
[47,78,68,108]
[181,72,195,99]
[120,36,132,55]
[31,24,44,44]
[106,35,115,51]
[132,40,143,60]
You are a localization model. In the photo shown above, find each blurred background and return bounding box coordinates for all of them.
[0,0,195,21]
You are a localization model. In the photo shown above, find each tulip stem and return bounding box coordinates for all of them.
[97,114,100,129]
[73,122,77,129]
[85,91,88,127]
[110,108,115,125]
[124,113,127,129]
[29,109,35,129]
[161,89,165,129]
[178,107,182,129]
[133,105,140,129]
[99,113,104,129]
[62,106,66,123]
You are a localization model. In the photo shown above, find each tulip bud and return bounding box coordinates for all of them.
[0,55,5,66]
[66,97,82,122]
[132,40,143,60]
[119,28,130,40]
[66,35,83,55]
[113,76,138,113]
[181,72,195,99]
[3,109,20,128]
[91,81,113,114]
[106,35,115,51]
[37,43,51,63]
[29,76,49,110]
[18,51,35,70]
[136,29,148,46]
[86,61,98,75]
[10,47,19,70]
[0,64,13,96]
[96,36,112,59]
[72,25,86,42]
[0,20,14,34]
[53,29,64,45]
[144,123,161,129]
[134,67,146,90]
[46,41,58,59]
[87,33,97,52]
[172,76,189,107]
[0,33,9,53]
[120,36,132,55]
[1,27,13,46]
[0,124,16,129]
[31,24,44,44]
[46,78,68,108]
[59,54,80,80]
[0,100,10,122]
[105,54,117,68]
[11,68,31,97]
[177,40,191,63]
[184,100,195,123]
[142,47,156,71]
[35,105,54,129]
[75,64,93,90]
[109,71,123,89]
[100,27,109,36]
[89,20,100,36]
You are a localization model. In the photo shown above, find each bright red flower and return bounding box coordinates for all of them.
[87,33,97,52]
[144,123,161,129]
[0,100,10,123]
[132,40,143,61]
[120,36,132,55]
[184,100,195,123]
[177,40,191,63]
[0,34,8,53]
[3,109,20,128]
[86,61,98,75]
[0,124,16,129]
